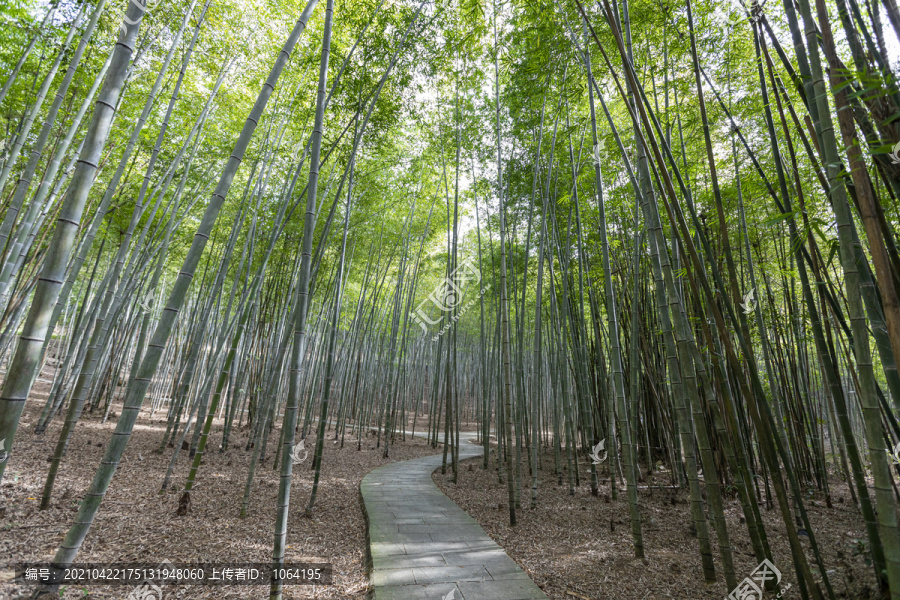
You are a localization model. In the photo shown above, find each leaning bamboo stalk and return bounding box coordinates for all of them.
[814,0,900,589]
[0,0,107,271]
[269,0,332,595]
[491,0,516,527]
[38,0,206,505]
[0,0,147,483]
[41,0,322,577]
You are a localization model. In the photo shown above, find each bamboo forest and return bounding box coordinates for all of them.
[1,0,900,596]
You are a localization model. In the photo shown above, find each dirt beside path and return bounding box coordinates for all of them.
[434,448,882,600]
[1,375,440,599]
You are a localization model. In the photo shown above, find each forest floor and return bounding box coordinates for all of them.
[0,361,883,600]
[0,363,444,600]
[433,445,883,600]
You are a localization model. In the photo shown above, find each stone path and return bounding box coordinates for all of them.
[361,435,549,600]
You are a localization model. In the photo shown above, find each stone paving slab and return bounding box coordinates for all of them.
[361,435,549,600]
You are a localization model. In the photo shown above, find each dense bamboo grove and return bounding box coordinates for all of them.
[0,0,899,596]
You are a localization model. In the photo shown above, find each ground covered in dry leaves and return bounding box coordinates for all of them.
[0,364,885,600]
[1,371,439,600]
[434,444,883,600]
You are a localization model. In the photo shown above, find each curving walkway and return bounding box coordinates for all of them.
[361,434,549,600]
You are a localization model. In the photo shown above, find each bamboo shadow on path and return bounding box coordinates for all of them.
[360,432,549,600]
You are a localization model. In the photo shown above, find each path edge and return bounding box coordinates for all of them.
[359,477,376,600]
